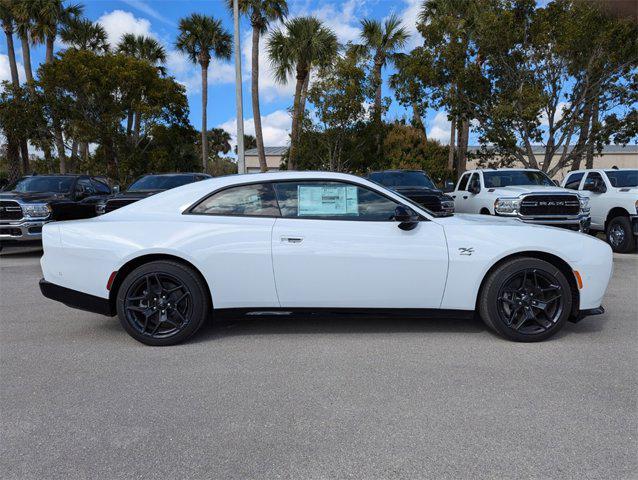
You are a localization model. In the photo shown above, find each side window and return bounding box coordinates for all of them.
[564,172,584,190]
[468,173,480,190]
[91,179,111,194]
[457,173,470,191]
[75,178,95,197]
[191,183,280,216]
[583,172,606,192]
[273,181,400,221]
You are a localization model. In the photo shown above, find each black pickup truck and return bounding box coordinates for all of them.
[0,174,112,247]
[367,170,455,216]
[96,173,211,214]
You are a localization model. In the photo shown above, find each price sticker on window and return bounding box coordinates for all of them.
[297,185,358,216]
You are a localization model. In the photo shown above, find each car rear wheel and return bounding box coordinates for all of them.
[606,216,635,253]
[116,260,210,346]
[479,257,572,342]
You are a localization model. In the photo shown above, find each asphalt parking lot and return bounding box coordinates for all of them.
[1,246,636,480]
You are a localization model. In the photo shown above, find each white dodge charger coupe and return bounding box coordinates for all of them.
[39,172,613,345]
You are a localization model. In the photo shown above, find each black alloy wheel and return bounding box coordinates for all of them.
[479,257,572,342]
[496,268,564,335]
[606,216,635,253]
[116,260,209,346]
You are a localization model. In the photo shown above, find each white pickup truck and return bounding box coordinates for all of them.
[450,169,590,232]
[561,168,637,253]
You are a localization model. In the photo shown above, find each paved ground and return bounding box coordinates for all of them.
[1,245,636,480]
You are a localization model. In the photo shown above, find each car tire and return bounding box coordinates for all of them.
[116,260,210,346]
[606,216,635,253]
[479,257,572,342]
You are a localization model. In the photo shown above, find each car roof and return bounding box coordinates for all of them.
[568,168,636,173]
[139,172,210,177]
[368,170,428,174]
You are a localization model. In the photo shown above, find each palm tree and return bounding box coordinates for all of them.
[59,17,108,53]
[267,16,338,170]
[352,14,409,159]
[11,0,36,87]
[117,34,167,141]
[229,0,288,172]
[176,14,232,172]
[0,0,23,180]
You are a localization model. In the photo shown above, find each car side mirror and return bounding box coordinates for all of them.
[394,205,419,231]
[442,179,455,193]
[112,185,120,194]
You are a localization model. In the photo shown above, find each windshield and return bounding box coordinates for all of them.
[483,170,554,188]
[605,170,638,188]
[369,171,436,189]
[7,176,74,193]
[127,175,195,192]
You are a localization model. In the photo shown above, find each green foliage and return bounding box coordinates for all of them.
[175,14,232,66]
[382,123,452,181]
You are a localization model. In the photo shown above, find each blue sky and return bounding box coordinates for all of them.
[1,0,456,149]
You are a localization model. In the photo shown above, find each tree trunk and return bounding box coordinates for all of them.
[287,70,307,171]
[447,116,456,171]
[20,34,34,87]
[133,111,141,145]
[45,35,55,64]
[4,28,20,87]
[411,100,426,139]
[457,117,470,175]
[80,142,89,165]
[68,139,79,172]
[297,74,310,144]
[585,97,599,169]
[251,27,267,172]
[200,61,209,172]
[570,103,593,171]
[373,57,383,161]
[126,111,134,138]
[6,136,21,184]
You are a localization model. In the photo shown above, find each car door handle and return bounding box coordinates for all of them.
[281,236,304,244]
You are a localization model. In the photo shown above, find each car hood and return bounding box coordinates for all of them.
[391,186,444,196]
[487,185,572,196]
[435,213,527,227]
[0,191,70,203]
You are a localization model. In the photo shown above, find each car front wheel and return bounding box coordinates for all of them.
[479,257,572,342]
[116,260,210,346]
[606,216,635,253]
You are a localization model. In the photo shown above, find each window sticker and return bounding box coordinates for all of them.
[297,185,358,216]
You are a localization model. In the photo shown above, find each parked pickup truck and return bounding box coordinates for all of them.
[451,168,590,231]
[367,170,455,216]
[0,174,112,248]
[96,173,211,215]
[561,168,637,253]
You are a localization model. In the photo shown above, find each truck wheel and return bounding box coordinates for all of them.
[116,260,210,346]
[479,257,572,342]
[606,216,635,253]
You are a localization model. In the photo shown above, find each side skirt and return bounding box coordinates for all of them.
[213,307,475,320]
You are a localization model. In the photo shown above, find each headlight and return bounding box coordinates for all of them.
[23,203,51,219]
[494,198,520,215]
[579,196,590,213]
[441,200,455,211]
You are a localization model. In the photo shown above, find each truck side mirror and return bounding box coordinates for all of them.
[442,179,455,193]
[112,185,120,194]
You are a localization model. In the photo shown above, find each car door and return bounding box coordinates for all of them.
[451,173,471,212]
[186,182,280,309]
[270,180,448,309]
[580,171,607,229]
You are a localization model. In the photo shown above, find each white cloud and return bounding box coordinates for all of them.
[97,10,154,47]
[428,111,452,144]
[0,54,24,83]
[399,0,422,51]
[217,109,291,149]
[121,0,174,26]
[167,50,235,94]
[540,101,569,126]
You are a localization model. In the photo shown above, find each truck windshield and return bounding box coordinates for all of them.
[127,175,194,192]
[605,170,637,188]
[483,171,554,188]
[7,176,74,193]
[369,171,436,189]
